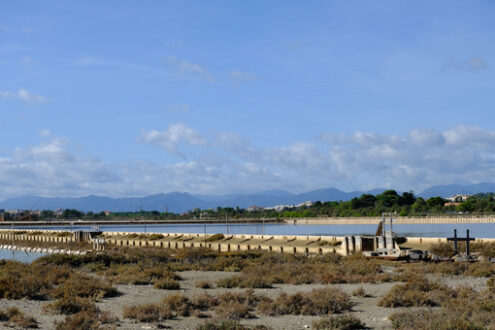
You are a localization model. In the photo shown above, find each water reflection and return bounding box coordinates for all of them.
[7,222,495,238]
[0,249,45,263]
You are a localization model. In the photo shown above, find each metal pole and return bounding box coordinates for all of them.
[225,214,229,234]
[453,229,458,254]
[261,211,265,236]
[466,229,470,256]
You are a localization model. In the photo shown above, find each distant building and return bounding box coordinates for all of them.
[247,206,263,212]
[104,211,112,216]
[446,194,471,203]
[296,201,314,208]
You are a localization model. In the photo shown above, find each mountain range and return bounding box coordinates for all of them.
[1,183,494,213]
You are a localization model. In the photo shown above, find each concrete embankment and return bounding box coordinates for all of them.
[0,218,281,227]
[0,244,87,255]
[1,228,495,256]
[289,216,495,225]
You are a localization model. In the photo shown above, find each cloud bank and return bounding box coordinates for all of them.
[1,125,495,199]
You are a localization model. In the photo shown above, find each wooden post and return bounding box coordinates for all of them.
[453,229,458,254]
[466,230,470,256]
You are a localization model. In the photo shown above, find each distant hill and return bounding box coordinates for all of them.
[0,187,383,213]
[1,183,492,213]
[419,183,495,198]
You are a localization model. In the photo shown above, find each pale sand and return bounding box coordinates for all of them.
[0,271,488,329]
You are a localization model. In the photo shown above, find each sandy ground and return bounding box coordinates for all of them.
[0,270,489,330]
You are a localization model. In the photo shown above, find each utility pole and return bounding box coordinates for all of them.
[262,210,265,236]
[225,213,229,234]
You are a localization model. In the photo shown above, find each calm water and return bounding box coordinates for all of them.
[0,249,46,263]
[8,222,495,238]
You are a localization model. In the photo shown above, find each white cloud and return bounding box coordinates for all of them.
[37,129,51,137]
[21,56,34,65]
[138,123,206,156]
[230,70,257,84]
[3,126,495,199]
[164,104,190,112]
[167,56,215,81]
[0,89,47,104]
[445,56,488,71]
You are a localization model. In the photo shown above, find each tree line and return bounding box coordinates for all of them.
[3,190,495,221]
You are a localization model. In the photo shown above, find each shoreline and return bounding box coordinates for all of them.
[1,216,495,227]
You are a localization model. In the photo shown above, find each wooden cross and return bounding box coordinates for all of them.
[447,229,475,255]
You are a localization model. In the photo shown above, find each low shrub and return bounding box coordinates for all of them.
[53,273,118,299]
[154,278,181,290]
[0,307,37,328]
[163,294,192,317]
[122,303,173,322]
[196,280,212,289]
[257,288,353,316]
[148,234,164,240]
[215,302,251,320]
[217,289,261,308]
[44,296,96,315]
[216,274,272,289]
[192,292,219,310]
[56,307,117,330]
[351,287,367,297]
[378,275,455,307]
[206,234,225,242]
[196,319,246,330]
[312,314,366,330]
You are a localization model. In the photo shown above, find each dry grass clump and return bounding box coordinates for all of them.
[257,288,353,316]
[0,261,116,301]
[103,263,180,286]
[192,292,219,310]
[43,296,96,315]
[214,289,261,320]
[217,274,272,289]
[352,286,367,297]
[53,273,118,299]
[312,314,366,330]
[431,241,495,258]
[122,303,173,322]
[0,307,37,328]
[55,307,118,330]
[162,293,193,316]
[195,319,247,330]
[196,280,213,289]
[206,233,225,242]
[397,261,495,278]
[389,287,495,330]
[148,233,164,240]
[215,302,252,320]
[154,278,181,290]
[378,275,456,307]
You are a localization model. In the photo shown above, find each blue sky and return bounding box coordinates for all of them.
[0,1,494,198]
